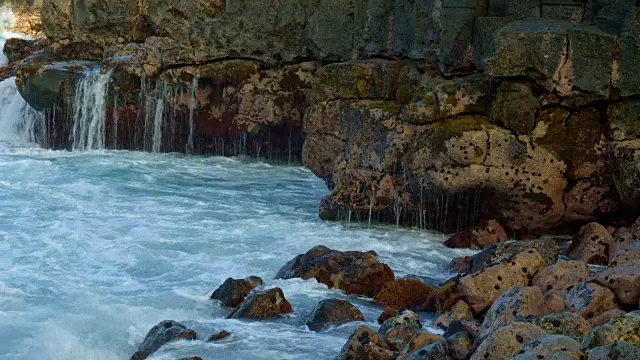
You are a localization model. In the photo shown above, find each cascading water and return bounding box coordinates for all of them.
[0,77,44,144]
[186,77,198,154]
[70,69,112,151]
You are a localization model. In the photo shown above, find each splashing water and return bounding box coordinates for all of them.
[71,69,112,151]
[0,77,44,144]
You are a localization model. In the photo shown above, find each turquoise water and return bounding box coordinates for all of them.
[0,144,472,360]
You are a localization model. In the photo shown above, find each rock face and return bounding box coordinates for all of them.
[275,246,394,297]
[130,320,197,360]
[13,0,640,234]
[305,299,364,332]
[228,288,293,319]
[210,276,263,307]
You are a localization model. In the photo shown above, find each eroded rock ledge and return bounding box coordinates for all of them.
[7,0,640,233]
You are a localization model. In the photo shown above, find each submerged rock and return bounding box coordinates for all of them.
[210,276,263,307]
[275,246,394,297]
[130,320,197,360]
[373,279,434,310]
[228,288,292,319]
[306,299,364,332]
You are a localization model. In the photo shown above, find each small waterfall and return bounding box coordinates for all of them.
[71,70,112,151]
[0,77,45,144]
[151,81,165,153]
[186,77,198,154]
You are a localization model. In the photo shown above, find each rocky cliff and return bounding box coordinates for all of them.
[5,0,640,234]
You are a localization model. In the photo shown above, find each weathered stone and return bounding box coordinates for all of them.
[609,100,640,141]
[275,246,394,297]
[470,322,547,360]
[531,312,592,337]
[488,0,540,17]
[305,299,364,332]
[609,139,640,207]
[589,309,628,328]
[373,279,434,310]
[207,330,231,342]
[469,239,560,274]
[595,260,640,306]
[435,300,474,330]
[446,331,474,360]
[418,279,461,314]
[588,341,640,360]
[228,288,293,319]
[404,340,450,360]
[383,325,419,352]
[448,256,472,274]
[458,250,547,313]
[509,335,583,360]
[438,7,475,75]
[479,286,545,338]
[396,332,446,360]
[210,276,264,308]
[490,81,540,135]
[584,313,640,348]
[568,25,617,98]
[568,223,615,265]
[472,17,516,70]
[443,319,481,340]
[377,308,398,325]
[378,309,422,339]
[614,8,640,98]
[532,260,590,293]
[130,320,197,360]
[443,219,508,250]
[545,290,568,314]
[565,282,619,319]
[434,74,492,118]
[337,325,396,360]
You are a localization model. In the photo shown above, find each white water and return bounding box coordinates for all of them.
[0,19,472,359]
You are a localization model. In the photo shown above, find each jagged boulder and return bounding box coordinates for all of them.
[228,288,292,319]
[568,223,614,265]
[130,320,197,360]
[565,283,619,319]
[443,219,508,250]
[532,260,590,293]
[275,246,394,297]
[446,331,474,360]
[373,279,434,310]
[305,299,364,332]
[478,286,545,338]
[210,276,263,307]
[337,325,396,360]
[457,249,547,313]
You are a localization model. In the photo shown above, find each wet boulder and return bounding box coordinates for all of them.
[228,287,293,319]
[470,322,547,360]
[130,320,197,360]
[583,313,640,348]
[565,282,619,319]
[588,341,640,360]
[443,219,508,250]
[435,300,474,330]
[373,279,434,310]
[532,260,590,294]
[396,332,446,360]
[210,276,263,307]
[337,325,396,360]
[207,330,231,342]
[404,340,450,360]
[478,286,545,338]
[530,312,592,337]
[468,239,559,273]
[457,249,547,313]
[275,246,394,297]
[595,259,640,306]
[568,223,615,265]
[509,335,584,360]
[305,298,364,332]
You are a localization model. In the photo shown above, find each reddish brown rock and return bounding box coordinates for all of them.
[337,325,396,360]
[373,279,434,310]
[568,222,615,265]
[435,300,473,330]
[457,249,547,313]
[228,288,293,319]
[210,276,263,307]
[478,286,545,338]
[377,308,398,324]
[275,246,394,297]
[532,260,590,294]
[383,325,419,352]
[305,299,364,332]
[564,282,619,319]
[418,279,460,313]
[444,219,508,250]
[544,290,567,314]
[207,330,231,342]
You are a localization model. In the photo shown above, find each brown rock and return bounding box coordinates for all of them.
[448,256,472,274]
[588,309,627,328]
[130,320,197,360]
[532,260,590,294]
[544,290,567,314]
[470,322,547,360]
[207,330,231,342]
[210,276,264,307]
[457,249,547,313]
[595,259,640,305]
[565,282,619,319]
[378,310,422,338]
[568,223,615,265]
[228,288,293,319]
[383,325,419,352]
[443,219,508,250]
[305,299,364,332]
[490,81,540,135]
[478,286,545,338]
[531,312,592,337]
[418,279,460,313]
[373,279,434,310]
[396,332,445,360]
[435,300,473,330]
[583,313,640,348]
[275,246,394,297]
[337,325,396,360]
[377,308,398,324]
[468,239,560,274]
